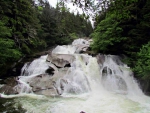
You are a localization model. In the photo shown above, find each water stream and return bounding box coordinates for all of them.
[0,39,150,113]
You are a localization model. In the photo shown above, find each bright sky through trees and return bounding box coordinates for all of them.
[48,0,83,14]
[48,0,94,27]
[48,0,57,7]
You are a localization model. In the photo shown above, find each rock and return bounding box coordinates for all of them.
[27,74,54,93]
[46,53,75,68]
[96,54,105,65]
[75,44,89,53]
[0,77,19,95]
[138,79,150,95]
[72,38,90,53]
[46,67,55,75]
[33,88,58,96]
[23,68,69,96]
[0,85,18,95]
[4,77,18,86]
[102,66,112,76]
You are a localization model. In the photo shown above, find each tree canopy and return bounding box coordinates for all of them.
[0,0,93,76]
[90,0,150,79]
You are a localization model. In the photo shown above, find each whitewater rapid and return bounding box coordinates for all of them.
[0,38,150,113]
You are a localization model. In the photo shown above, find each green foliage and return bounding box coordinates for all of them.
[0,38,21,64]
[0,0,46,54]
[38,6,43,11]
[91,14,124,54]
[69,33,78,39]
[38,1,93,46]
[0,22,11,37]
[91,0,150,80]
[0,21,22,68]
[0,0,45,75]
[134,42,150,79]
[21,43,31,54]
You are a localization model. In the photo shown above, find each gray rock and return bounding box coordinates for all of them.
[0,77,19,95]
[46,53,75,67]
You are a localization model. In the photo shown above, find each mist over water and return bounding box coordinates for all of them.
[1,39,150,113]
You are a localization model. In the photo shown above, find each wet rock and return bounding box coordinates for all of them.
[0,77,19,95]
[64,63,71,68]
[4,77,18,86]
[80,111,86,113]
[96,54,105,65]
[46,67,55,75]
[46,53,75,67]
[0,85,18,95]
[75,45,89,53]
[34,88,58,96]
[102,66,112,76]
[27,74,54,92]
[72,38,91,53]
[138,79,150,95]
[24,68,69,96]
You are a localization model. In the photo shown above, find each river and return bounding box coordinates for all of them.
[0,38,150,113]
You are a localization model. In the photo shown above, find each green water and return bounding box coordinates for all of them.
[1,92,149,113]
[0,98,26,113]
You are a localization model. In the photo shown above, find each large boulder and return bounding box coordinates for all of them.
[72,38,90,53]
[16,67,69,96]
[46,53,75,68]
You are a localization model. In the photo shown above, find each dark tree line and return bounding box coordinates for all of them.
[39,1,93,45]
[0,0,93,75]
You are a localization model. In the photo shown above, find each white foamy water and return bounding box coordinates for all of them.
[52,45,76,54]
[20,55,49,76]
[1,39,150,113]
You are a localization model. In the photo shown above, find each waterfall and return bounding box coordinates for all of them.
[0,38,150,113]
[101,55,143,96]
[20,55,49,76]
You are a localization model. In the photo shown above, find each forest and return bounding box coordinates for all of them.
[0,0,150,82]
[0,0,93,75]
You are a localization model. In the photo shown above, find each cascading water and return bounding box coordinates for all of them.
[0,38,150,113]
[101,55,143,96]
[20,55,49,76]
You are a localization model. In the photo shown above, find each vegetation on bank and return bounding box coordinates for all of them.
[89,0,150,80]
[0,0,93,75]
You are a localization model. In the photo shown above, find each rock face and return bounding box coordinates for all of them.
[139,79,150,95]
